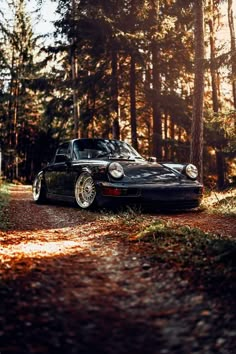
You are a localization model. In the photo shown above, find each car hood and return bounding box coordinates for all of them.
[117,160,183,184]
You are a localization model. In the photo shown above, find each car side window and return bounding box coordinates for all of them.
[72,144,80,160]
[55,143,70,163]
[57,143,69,155]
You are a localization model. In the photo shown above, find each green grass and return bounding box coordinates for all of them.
[201,188,236,217]
[0,182,10,231]
[132,219,236,269]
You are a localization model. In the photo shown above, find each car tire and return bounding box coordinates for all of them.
[75,172,97,209]
[32,174,47,204]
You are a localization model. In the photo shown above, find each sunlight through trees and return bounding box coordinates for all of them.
[0,0,235,187]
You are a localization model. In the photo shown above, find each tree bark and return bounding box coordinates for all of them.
[228,0,236,110]
[208,8,219,113]
[151,40,162,159]
[150,0,162,159]
[71,0,80,139]
[190,0,205,183]
[130,54,138,150]
[208,0,225,188]
[71,50,80,138]
[111,43,120,140]
[228,0,236,132]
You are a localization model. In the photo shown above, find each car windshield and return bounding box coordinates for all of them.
[72,139,144,160]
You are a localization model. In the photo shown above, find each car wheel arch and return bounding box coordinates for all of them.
[81,166,93,174]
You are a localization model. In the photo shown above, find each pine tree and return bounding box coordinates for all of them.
[228,0,236,115]
[0,0,45,180]
[190,0,205,182]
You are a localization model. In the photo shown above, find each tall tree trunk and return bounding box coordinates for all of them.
[13,82,19,179]
[71,0,80,139]
[208,0,225,188]
[228,0,236,109]
[151,41,162,159]
[190,0,205,183]
[150,0,162,159]
[208,7,219,113]
[111,43,120,140]
[71,50,80,138]
[164,112,169,160]
[8,49,15,148]
[170,120,175,161]
[130,54,138,150]
[228,0,236,131]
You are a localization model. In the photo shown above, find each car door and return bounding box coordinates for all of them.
[61,141,80,197]
[45,142,70,195]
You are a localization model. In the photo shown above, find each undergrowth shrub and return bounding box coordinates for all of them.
[132,219,236,268]
[0,183,10,230]
[201,188,236,216]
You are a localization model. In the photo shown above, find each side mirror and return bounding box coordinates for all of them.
[55,154,71,164]
[147,156,157,163]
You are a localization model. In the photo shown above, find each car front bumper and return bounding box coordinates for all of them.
[96,181,203,209]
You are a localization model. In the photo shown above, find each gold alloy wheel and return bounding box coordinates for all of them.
[75,172,96,208]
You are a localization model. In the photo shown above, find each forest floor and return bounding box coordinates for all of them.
[0,184,236,354]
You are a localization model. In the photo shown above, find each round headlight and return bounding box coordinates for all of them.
[185,164,198,179]
[108,162,124,179]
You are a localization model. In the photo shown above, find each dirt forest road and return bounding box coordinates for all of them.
[0,185,236,354]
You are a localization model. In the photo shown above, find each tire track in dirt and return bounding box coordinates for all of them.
[0,184,235,354]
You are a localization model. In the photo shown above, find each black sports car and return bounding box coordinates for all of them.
[32,138,203,210]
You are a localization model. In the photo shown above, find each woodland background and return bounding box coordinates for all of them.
[0,0,235,188]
